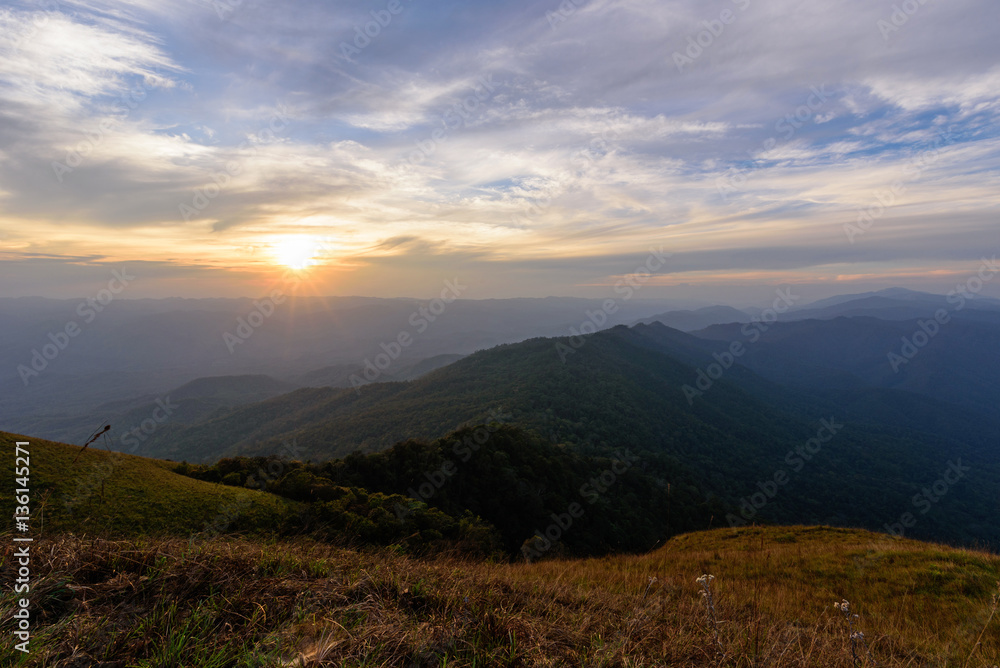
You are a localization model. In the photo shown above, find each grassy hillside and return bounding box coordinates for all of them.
[0,431,301,537]
[0,431,507,556]
[1,525,997,666]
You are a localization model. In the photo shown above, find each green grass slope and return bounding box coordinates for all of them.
[0,431,508,556]
[0,431,301,537]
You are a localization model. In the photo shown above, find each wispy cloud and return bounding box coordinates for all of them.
[1,0,998,300]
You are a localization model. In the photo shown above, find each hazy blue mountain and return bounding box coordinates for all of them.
[294,354,466,388]
[2,374,297,448]
[800,288,952,310]
[784,289,1000,322]
[632,305,751,331]
[5,290,1000,548]
[692,315,1000,415]
[82,321,1000,547]
[0,295,697,430]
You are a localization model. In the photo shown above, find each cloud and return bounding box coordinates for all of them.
[1,0,999,299]
[0,6,180,111]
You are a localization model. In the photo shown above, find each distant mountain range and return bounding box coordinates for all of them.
[0,295,697,421]
[4,288,1000,548]
[24,317,993,548]
[632,305,751,331]
[784,288,1000,323]
[692,314,1000,414]
[638,288,1000,332]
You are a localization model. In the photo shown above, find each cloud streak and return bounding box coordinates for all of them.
[0,0,998,300]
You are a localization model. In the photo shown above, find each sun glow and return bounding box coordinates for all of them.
[272,237,322,270]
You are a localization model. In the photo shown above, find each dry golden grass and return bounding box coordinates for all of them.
[2,525,998,667]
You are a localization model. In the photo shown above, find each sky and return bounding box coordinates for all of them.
[0,0,998,304]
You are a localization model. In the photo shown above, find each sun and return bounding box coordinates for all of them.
[272,237,321,270]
